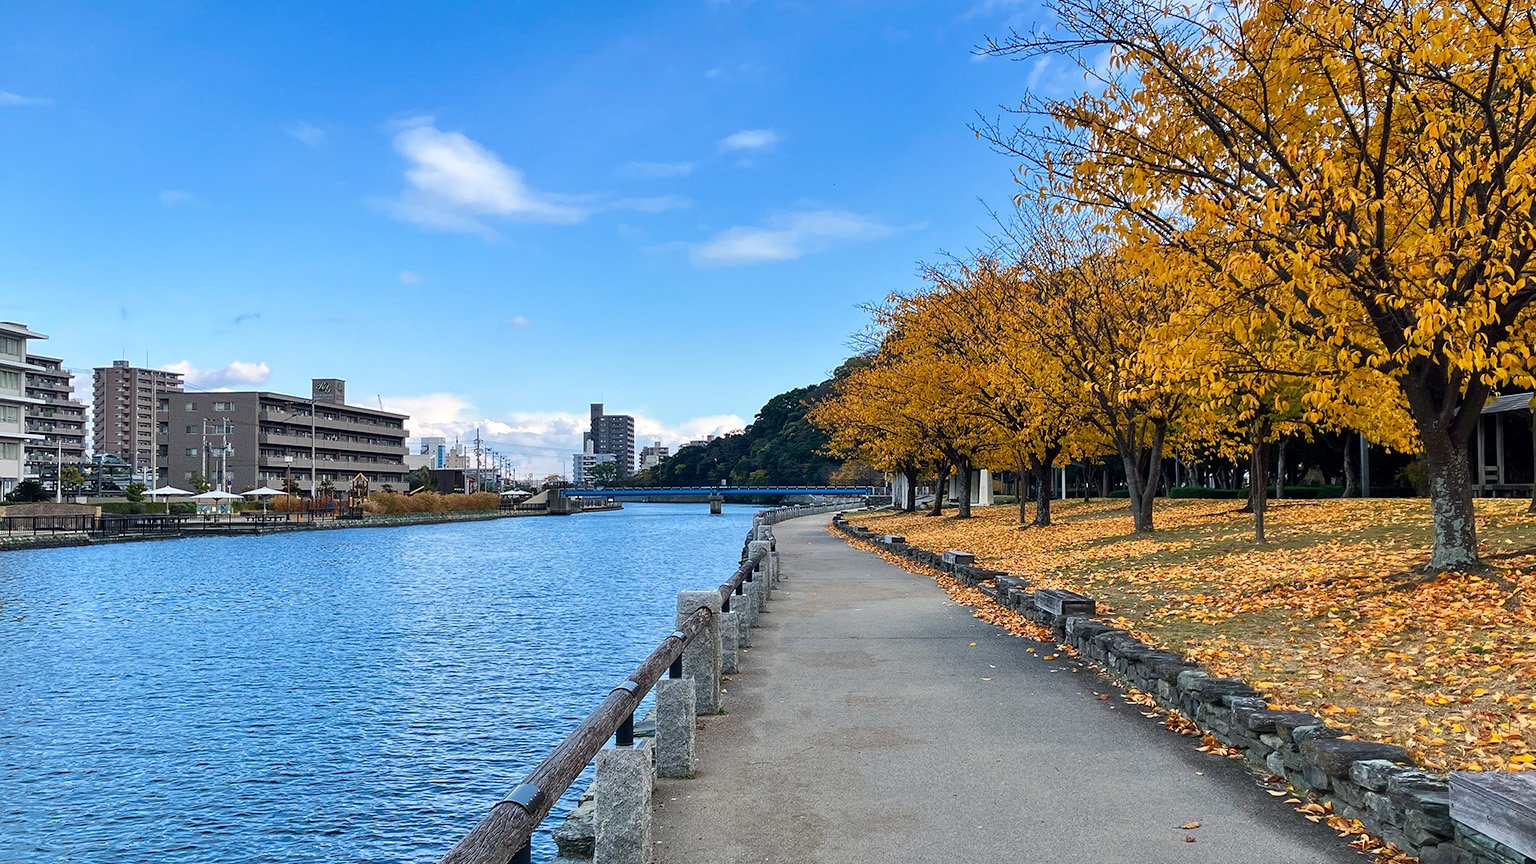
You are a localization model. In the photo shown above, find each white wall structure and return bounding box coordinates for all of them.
[0,322,46,498]
[947,468,994,506]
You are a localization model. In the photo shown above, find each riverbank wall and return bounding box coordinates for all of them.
[0,504,621,553]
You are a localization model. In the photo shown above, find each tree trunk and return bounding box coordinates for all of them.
[1274,437,1287,500]
[1528,411,1535,513]
[1417,425,1479,570]
[902,466,918,512]
[1034,463,1052,527]
[1119,420,1167,533]
[956,458,973,519]
[1403,380,1482,570]
[1100,464,1110,498]
[1342,434,1361,497]
[1251,440,1270,543]
[928,465,947,516]
[1016,453,1030,526]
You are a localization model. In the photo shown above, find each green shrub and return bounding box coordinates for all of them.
[1169,486,1247,499]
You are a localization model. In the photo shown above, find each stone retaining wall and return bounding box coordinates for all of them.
[833,515,1533,864]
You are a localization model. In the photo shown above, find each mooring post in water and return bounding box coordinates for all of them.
[674,590,722,714]
[708,493,724,515]
[594,742,654,864]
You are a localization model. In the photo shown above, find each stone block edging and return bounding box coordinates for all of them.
[829,515,1531,864]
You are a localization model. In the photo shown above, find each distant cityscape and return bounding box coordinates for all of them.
[0,318,679,501]
[567,402,720,487]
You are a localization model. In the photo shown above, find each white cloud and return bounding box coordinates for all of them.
[161,359,272,390]
[507,316,530,327]
[380,120,587,238]
[159,189,194,206]
[690,210,899,267]
[399,270,422,284]
[622,161,693,179]
[960,0,1031,21]
[378,392,746,477]
[718,129,779,152]
[0,91,53,107]
[287,121,326,147]
[603,195,690,214]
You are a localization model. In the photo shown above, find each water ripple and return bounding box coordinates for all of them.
[0,503,755,863]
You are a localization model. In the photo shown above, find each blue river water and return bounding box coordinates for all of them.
[0,503,758,863]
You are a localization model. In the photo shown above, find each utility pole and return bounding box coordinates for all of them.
[54,439,62,503]
[219,420,230,492]
[200,418,209,487]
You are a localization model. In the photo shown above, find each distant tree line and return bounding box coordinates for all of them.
[631,364,864,487]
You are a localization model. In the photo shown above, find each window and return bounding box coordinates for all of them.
[186,425,198,434]
[214,401,234,412]
[184,402,196,412]
[0,442,18,460]
[0,335,20,357]
[0,405,18,424]
[0,369,20,391]
[186,448,199,457]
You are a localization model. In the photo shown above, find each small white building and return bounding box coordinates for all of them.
[0,322,46,498]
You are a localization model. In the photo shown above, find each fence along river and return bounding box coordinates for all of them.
[0,502,761,863]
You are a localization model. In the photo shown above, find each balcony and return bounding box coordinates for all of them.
[256,453,409,475]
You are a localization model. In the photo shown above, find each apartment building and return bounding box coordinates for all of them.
[23,355,88,482]
[93,360,184,477]
[160,378,410,494]
[0,322,46,497]
[638,441,669,471]
[585,402,635,480]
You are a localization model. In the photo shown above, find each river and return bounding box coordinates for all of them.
[0,503,758,863]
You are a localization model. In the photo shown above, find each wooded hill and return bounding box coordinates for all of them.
[633,362,864,487]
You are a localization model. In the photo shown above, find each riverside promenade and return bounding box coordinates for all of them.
[650,515,1361,864]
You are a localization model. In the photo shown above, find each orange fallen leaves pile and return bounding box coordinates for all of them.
[847,498,1536,773]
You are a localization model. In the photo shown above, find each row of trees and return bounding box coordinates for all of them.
[814,0,1536,570]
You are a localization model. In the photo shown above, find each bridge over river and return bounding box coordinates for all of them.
[562,485,876,499]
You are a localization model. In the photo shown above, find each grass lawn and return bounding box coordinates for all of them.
[846,497,1536,773]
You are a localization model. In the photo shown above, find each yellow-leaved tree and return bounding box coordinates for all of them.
[983,0,1536,569]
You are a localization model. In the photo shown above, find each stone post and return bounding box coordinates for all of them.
[733,591,754,645]
[655,679,697,779]
[720,609,741,673]
[594,744,653,864]
[748,541,773,601]
[675,590,722,715]
[770,550,782,583]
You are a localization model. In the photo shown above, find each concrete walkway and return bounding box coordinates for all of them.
[651,515,1363,864]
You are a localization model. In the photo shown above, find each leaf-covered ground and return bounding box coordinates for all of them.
[846,498,1536,773]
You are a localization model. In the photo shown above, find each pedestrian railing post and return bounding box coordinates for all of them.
[674,590,722,715]
[720,610,741,673]
[655,678,697,779]
[594,744,654,864]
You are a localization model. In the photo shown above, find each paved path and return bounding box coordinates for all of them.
[651,515,1363,864]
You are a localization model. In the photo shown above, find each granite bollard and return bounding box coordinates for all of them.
[594,744,654,864]
[720,610,740,674]
[655,678,697,779]
[675,590,722,715]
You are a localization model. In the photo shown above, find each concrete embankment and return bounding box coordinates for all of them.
[647,514,1361,864]
[0,505,617,553]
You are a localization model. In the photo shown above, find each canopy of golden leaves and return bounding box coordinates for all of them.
[848,498,1536,773]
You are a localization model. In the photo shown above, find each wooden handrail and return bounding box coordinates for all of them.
[438,602,713,864]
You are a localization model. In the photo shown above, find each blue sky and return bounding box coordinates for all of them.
[0,0,1049,475]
